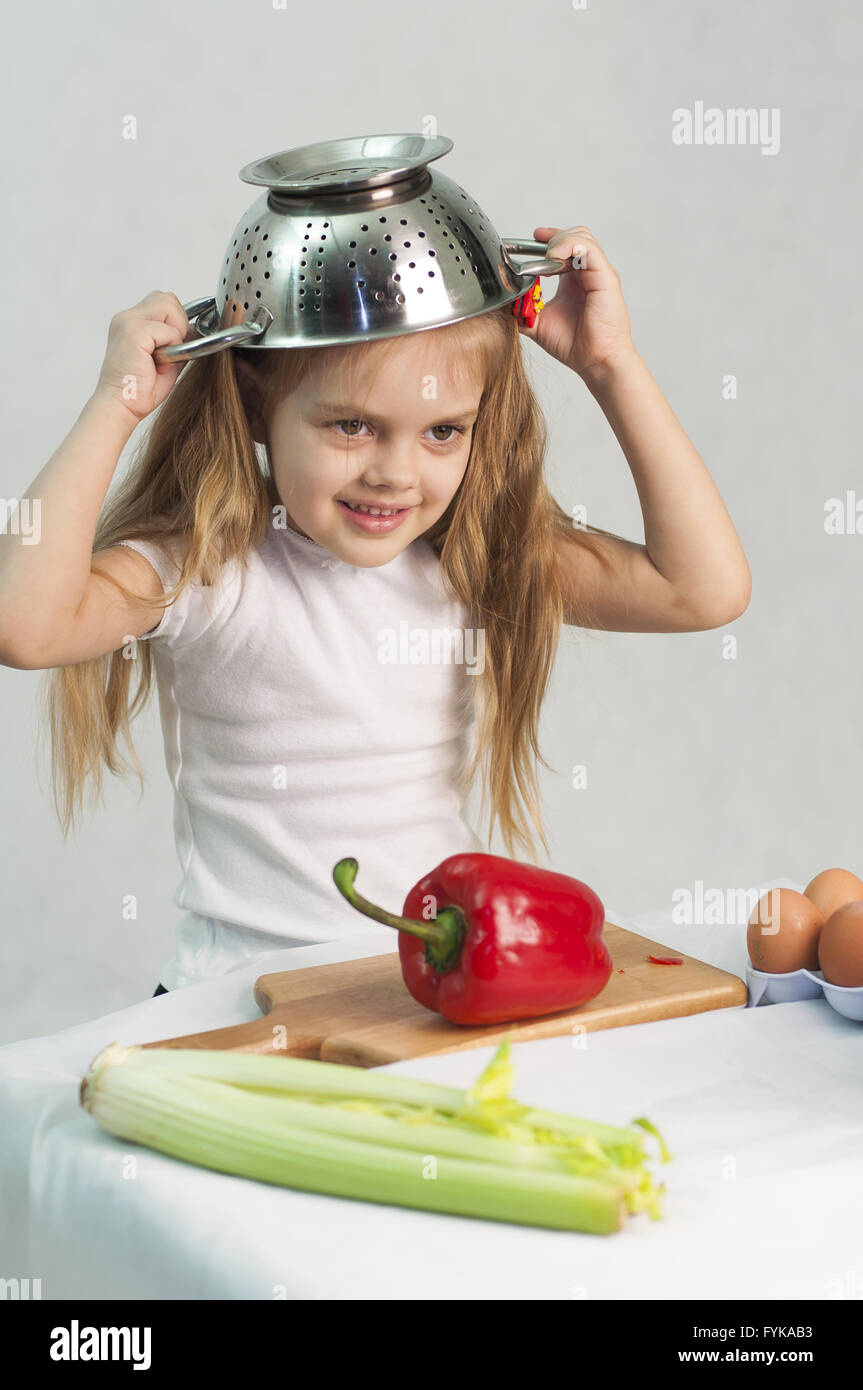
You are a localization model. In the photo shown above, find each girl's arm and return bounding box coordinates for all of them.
[0,292,187,668]
[519,225,751,633]
[559,348,751,632]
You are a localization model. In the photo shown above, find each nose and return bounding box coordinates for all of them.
[356,451,418,496]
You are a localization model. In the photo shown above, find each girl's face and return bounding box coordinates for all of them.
[263,334,483,566]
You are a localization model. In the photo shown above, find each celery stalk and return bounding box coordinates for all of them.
[80,1041,668,1234]
[104,1044,645,1149]
[141,1073,645,1182]
[84,1065,625,1234]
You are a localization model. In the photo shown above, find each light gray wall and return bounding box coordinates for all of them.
[2,0,860,1042]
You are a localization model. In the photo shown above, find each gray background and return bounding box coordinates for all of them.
[1,0,860,1043]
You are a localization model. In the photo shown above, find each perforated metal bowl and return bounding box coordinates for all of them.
[155,133,571,362]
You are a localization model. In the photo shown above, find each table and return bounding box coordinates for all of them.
[2,886,861,1300]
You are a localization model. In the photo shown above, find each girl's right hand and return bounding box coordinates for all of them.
[94,290,192,423]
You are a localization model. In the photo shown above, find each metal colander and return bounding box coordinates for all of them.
[154,133,571,363]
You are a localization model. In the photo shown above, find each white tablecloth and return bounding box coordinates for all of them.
[2,883,861,1300]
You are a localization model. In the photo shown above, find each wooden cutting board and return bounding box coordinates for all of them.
[143,921,747,1068]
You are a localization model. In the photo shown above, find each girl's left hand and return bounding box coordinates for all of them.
[517,226,635,378]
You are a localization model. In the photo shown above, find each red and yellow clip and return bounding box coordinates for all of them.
[512,275,544,328]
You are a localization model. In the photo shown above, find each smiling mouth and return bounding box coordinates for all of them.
[337,500,415,516]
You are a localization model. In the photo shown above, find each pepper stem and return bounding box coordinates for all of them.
[332,858,467,974]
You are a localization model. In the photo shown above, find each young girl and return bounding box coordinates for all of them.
[0,224,750,995]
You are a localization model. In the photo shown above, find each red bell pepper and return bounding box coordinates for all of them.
[332,853,612,1026]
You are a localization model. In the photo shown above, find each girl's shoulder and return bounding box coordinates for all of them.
[115,529,242,648]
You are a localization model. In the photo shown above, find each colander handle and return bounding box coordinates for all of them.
[501,238,573,278]
[153,299,274,364]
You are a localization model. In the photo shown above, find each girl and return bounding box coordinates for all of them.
[0,225,750,995]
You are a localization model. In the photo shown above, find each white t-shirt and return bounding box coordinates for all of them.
[118,518,484,989]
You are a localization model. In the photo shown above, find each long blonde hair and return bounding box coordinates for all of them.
[41,306,618,860]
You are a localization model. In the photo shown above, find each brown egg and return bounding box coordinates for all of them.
[803,868,863,922]
[818,902,863,987]
[747,888,824,974]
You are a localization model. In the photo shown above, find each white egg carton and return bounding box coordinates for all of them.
[746,964,863,1021]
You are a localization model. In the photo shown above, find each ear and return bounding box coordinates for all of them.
[234,354,268,446]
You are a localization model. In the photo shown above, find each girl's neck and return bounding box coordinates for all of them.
[265,472,326,549]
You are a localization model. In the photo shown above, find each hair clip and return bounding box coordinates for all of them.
[512,276,545,328]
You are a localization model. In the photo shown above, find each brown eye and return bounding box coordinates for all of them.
[328,418,369,438]
[428,424,464,443]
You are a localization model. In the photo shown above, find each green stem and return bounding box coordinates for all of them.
[332,857,466,973]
